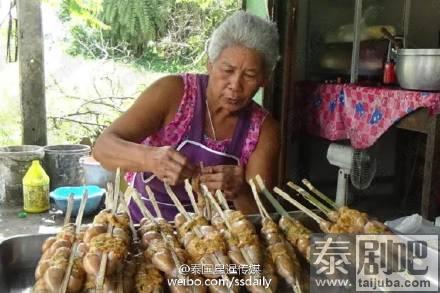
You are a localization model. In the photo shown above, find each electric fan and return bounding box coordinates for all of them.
[326,143,377,206]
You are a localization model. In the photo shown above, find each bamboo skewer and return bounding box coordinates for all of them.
[201,186,232,231]
[215,190,230,211]
[301,179,337,209]
[254,175,291,219]
[96,243,109,289]
[105,183,113,209]
[114,168,121,204]
[287,182,332,216]
[131,188,155,220]
[249,179,270,219]
[164,183,233,291]
[198,162,212,220]
[96,169,121,291]
[122,185,132,207]
[273,187,325,225]
[60,190,88,293]
[250,179,302,293]
[145,185,162,218]
[201,185,272,293]
[117,196,135,293]
[119,195,139,244]
[130,189,185,279]
[184,179,201,215]
[63,194,74,226]
[164,183,191,220]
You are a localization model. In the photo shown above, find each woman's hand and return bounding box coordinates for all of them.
[150,146,197,185]
[199,165,246,200]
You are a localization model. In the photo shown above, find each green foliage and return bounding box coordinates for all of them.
[59,0,109,29]
[60,0,241,71]
[100,0,174,55]
[135,0,241,73]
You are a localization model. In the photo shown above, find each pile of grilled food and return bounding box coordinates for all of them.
[32,172,389,293]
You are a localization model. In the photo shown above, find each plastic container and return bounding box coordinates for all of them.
[79,156,115,188]
[50,185,105,216]
[22,160,50,213]
[0,145,45,206]
[43,144,91,190]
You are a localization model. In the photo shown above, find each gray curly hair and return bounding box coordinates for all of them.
[207,11,280,77]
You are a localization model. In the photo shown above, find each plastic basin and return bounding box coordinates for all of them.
[50,185,104,216]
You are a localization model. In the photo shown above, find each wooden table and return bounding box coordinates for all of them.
[397,109,440,220]
[296,82,440,220]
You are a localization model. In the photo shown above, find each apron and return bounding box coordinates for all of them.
[128,75,251,222]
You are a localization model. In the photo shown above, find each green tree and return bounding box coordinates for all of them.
[59,0,241,71]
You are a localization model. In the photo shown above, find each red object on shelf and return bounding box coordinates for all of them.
[383,62,396,85]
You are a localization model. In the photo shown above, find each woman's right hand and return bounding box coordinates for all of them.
[149,146,197,186]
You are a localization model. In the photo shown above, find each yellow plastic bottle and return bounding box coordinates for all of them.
[22,160,50,213]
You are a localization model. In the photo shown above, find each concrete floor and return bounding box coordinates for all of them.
[0,205,62,241]
[0,204,94,241]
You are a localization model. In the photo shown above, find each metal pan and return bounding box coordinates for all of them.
[0,233,52,292]
[0,211,313,292]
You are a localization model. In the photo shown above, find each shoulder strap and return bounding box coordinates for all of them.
[226,106,252,158]
[187,74,209,142]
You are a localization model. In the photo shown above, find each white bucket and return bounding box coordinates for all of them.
[79,156,115,188]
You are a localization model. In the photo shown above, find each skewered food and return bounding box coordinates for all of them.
[134,258,164,293]
[278,216,311,260]
[139,217,188,277]
[289,180,390,234]
[250,179,304,293]
[261,218,301,286]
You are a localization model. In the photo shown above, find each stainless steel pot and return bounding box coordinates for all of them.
[396,49,440,91]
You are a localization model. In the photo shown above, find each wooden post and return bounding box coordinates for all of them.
[421,114,440,220]
[278,0,296,185]
[17,0,47,146]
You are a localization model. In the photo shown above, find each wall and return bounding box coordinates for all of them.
[408,0,440,48]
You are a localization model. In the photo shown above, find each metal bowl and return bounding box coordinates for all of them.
[396,49,440,91]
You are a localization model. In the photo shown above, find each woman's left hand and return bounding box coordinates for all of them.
[198,165,246,200]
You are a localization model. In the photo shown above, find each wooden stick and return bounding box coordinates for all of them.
[254,175,291,219]
[121,187,132,212]
[202,185,267,293]
[96,252,109,289]
[64,194,74,226]
[249,179,270,219]
[60,190,88,293]
[215,190,230,211]
[164,183,191,220]
[301,179,337,209]
[184,179,200,215]
[273,187,325,224]
[287,182,332,215]
[164,182,230,287]
[145,186,162,218]
[112,181,120,213]
[114,168,121,204]
[97,175,121,291]
[106,182,113,210]
[131,188,186,282]
[202,186,233,231]
[198,162,212,220]
[119,195,138,242]
[130,188,155,220]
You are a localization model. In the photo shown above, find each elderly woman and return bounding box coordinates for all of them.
[93,11,280,222]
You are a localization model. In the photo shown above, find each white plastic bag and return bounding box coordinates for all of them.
[385,213,440,235]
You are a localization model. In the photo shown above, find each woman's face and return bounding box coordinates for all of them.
[207,45,266,112]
